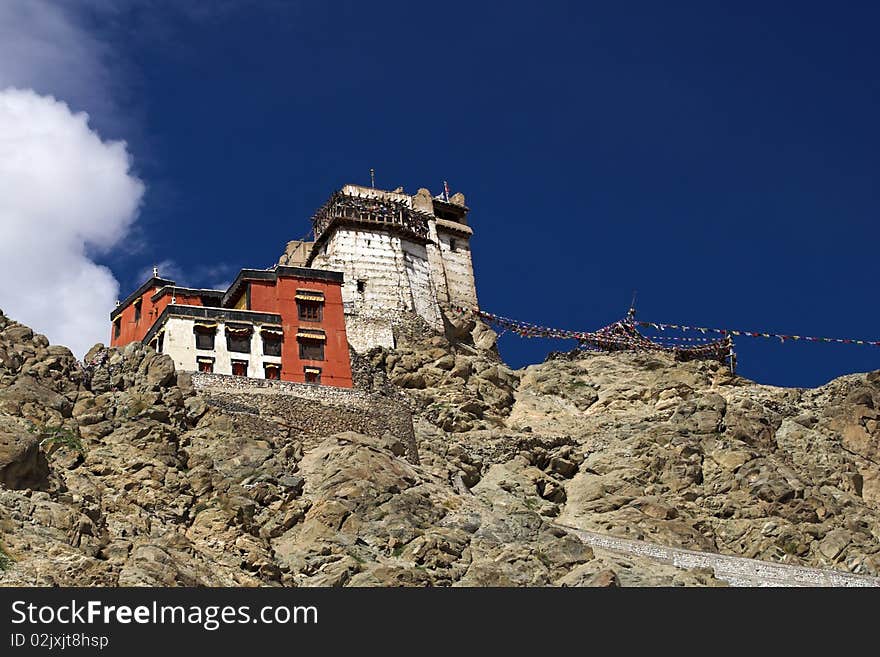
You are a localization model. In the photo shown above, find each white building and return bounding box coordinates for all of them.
[144,306,285,379]
[288,184,479,352]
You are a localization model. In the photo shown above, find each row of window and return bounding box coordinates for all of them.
[196,358,321,383]
[194,327,324,360]
[113,297,324,340]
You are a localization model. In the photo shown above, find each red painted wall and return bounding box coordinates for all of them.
[110,274,353,388]
[277,276,351,387]
[110,287,203,348]
[245,276,352,387]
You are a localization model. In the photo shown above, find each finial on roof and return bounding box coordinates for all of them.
[153,265,159,278]
[116,300,120,307]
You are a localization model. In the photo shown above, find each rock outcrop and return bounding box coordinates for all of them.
[0,307,878,586]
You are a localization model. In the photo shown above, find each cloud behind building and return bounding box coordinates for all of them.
[0,1,143,356]
[0,89,144,356]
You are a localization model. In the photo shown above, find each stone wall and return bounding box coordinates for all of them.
[191,372,419,463]
[434,229,478,309]
[344,312,396,353]
[558,524,880,587]
[297,185,478,353]
[309,227,444,340]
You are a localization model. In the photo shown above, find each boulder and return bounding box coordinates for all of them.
[0,417,48,489]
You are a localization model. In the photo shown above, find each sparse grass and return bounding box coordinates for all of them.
[391,545,405,558]
[0,542,13,571]
[125,391,152,418]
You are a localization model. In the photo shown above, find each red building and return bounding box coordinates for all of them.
[110,266,353,388]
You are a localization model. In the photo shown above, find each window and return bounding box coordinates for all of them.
[134,299,142,323]
[156,333,164,354]
[262,334,282,357]
[228,335,250,353]
[264,363,281,380]
[304,367,321,384]
[449,238,457,252]
[356,279,366,294]
[299,338,324,361]
[194,326,216,350]
[113,317,121,339]
[296,290,324,322]
[197,357,214,373]
[297,301,323,322]
[226,325,252,353]
[231,360,248,377]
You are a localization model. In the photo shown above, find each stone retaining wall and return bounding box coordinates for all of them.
[191,372,419,464]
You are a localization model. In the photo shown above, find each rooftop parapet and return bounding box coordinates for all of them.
[311,188,432,244]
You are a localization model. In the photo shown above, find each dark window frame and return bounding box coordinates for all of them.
[231,359,248,377]
[304,367,322,384]
[226,326,252,354]
[113,317,121,339]
[197,358,214,373]
[262,334,282,356]
[264,363,281,380]
[133,299,142,323]
[298,338,325,361]
[194,327,216,350]
[297,300,323,322]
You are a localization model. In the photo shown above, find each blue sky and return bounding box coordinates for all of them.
[4,1,880,387]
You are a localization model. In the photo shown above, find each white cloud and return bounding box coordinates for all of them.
[0,89,144,356]
[0,1,144,356]
[0,2,270,355]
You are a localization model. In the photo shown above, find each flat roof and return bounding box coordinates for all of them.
[150,286,225,303]
[113,265,343,322]
[111,277,176,321]
[222,266,343,307]
[143,305,283,344]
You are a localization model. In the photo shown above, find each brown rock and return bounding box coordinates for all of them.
[587,569,620,587]
[0,417,48,489]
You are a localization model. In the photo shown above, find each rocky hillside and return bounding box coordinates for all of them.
[1,308,878,586]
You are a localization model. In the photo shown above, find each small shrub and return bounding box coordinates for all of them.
[39,425,84,456]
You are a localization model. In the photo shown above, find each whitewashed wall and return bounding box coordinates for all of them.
[305,186,479,354]
[160,316,281,377]
[434,229,478,309]
[310,227,443,332]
